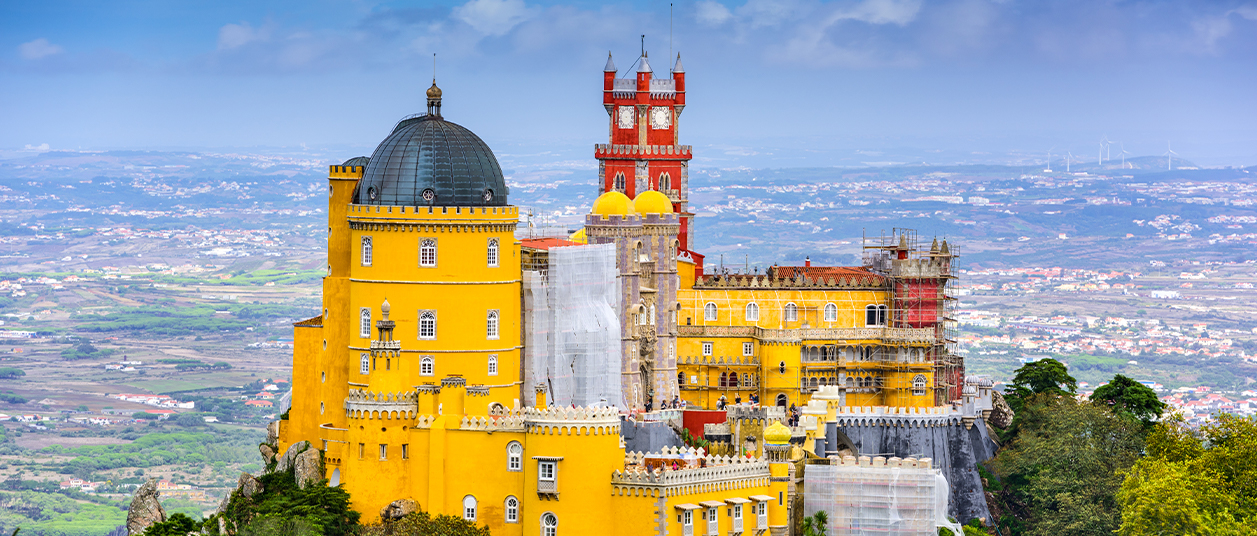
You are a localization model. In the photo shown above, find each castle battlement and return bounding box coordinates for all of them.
[344,389,418,420]
[523,405,621,435]
[693,273,885,290]
[612,453,771,495]
[594,144,693,159]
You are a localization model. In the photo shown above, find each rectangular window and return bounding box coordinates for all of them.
[378,444,387,460]
[401,444,409,459]
[419,238,437,267]
[538,461,557,493]
[743,342,753,356]
[487,310,500,340]
[539,461,555,480]
[361,236,372,266]
[702,342,713,356]
[707,508,719,536]
[358,443,364,459]
[418,310,436,340]
[360,307,372,338]
[360,353,370,375]
[487,238,499,267]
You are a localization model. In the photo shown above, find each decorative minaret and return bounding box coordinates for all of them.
[596,50,695,252]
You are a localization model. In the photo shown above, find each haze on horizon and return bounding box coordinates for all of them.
[2,0,1256,168]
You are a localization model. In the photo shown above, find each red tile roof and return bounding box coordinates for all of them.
[521,238,581,251]
[768,266,882,281]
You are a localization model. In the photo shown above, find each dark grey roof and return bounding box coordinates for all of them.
[352,115,508,207]
[342,156,369,167]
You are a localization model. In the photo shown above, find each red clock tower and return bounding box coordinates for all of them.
[596,50,696,251]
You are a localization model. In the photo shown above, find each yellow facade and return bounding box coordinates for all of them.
[675,276,938,411]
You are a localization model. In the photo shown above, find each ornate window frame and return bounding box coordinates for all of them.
[419,238,437,268]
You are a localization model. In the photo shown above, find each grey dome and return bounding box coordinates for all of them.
[352,115,508,207]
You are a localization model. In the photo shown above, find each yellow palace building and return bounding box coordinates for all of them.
[279,83,791,535]
[278,49,970,535]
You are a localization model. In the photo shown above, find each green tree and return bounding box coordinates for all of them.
[1090,375,1166,428]
[0,368,24,379]
[1116,413,1257,535]
[801,511,828,536]
[991,396,1145,536]
[1004,359,1077,414]
[144,513,200,536]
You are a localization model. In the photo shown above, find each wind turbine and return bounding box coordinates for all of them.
[1119,142,1131,169]
[1164,142,1178,171]
[1045,147,1054,173]
[1101,136,1113,161]
[1099,141,1104,167]
[1066,152,1074,173]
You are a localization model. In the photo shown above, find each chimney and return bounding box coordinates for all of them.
[535,385,548,409]
[805,256,811,268]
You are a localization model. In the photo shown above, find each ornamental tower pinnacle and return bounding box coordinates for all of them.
[596,49,695,252]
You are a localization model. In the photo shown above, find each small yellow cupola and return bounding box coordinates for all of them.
[591,190,633,215]
[633,190,673,214]
[764,421,792,445]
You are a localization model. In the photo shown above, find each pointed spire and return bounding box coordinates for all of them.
[637,50,652,73]
[672,52,684,73]
[940,240,950,256]
[897,233,908,251]
[930,238,939,253]
[604,51,616,72]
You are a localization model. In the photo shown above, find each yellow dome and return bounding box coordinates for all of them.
[633,190,673,214]
[569,227,588,244]
[764,421,791,445]
[591,191,632,216]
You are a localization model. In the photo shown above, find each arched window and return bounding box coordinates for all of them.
[359,353,369,375]
[719,372,728,388]
[824,303,837,322]
[863,376,874,388]
[487,238,499,267]
[505,496,519,523]
[784,302,798,322]
[678,372,686,385]
[845,376,854,388]
[487,310,500,340]
[865,304,881,326]
[360,236,372,266]
[359,308,371,338]
[420,356,434,376]
[776,393,788,407]
[879,304,889,325]
[419,310,436,340]
[745,302,760,322]
[614,173,626,192]
[659,172,671,191]
[743,373,750,387]
[704,302,718,321]
[419,238,437,267]
[462,495,477,522]
[810,377,818,388]
[913,374,928,396]
[507,442,522,471]
[541,513,558,536]
[488,354,498,376]
[729,373,739,388]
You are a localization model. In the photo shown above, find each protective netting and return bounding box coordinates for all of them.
[803,458,965,536]
[523,243,622,408]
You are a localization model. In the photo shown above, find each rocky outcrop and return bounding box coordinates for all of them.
[126,479,166,536]
[266,420,280,446]
[276,441,311,473]
[989,391,1014,429]
[380,499,418,521]
[259,443,276,465]
[237,473,263,499]
[293,448,322,489]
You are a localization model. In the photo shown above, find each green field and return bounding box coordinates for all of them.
[122,371,257,394]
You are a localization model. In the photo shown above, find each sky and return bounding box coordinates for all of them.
[2,0,1256,167]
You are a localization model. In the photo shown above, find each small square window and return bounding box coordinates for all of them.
[702,342,713,356]
[743,342,753,356]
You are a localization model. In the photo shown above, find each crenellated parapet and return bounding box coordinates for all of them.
[460,406,525,432]
[693,273,885,290]
[524,405,621,435]
[676,325,935,345]
[612,452,771,497]
[344,389,418,420]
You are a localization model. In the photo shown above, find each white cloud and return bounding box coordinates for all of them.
[18,38,63,60]
[453,0,536,36]
[1230,4,1257,20]
[830,0,922,26]
[696,1,734,26]
[22,143,50,152]
[218,22,269,50]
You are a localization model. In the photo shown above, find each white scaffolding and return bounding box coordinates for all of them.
[803,459,963,536]
[523,243,623,408]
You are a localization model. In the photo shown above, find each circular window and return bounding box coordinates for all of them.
[482,189,494,202]
[422,188,436,203]
[367,187,378,200]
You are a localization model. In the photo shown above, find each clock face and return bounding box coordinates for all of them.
[617,106,636,129]
[651,107,671,130]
